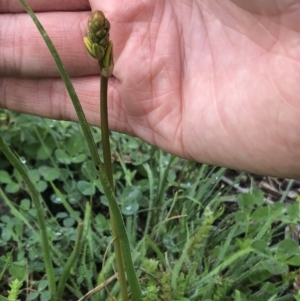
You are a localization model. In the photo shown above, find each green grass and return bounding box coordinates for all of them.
[1,110,300,301]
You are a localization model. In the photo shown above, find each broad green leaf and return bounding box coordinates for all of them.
[36,180,47,192]
[234,212,248,225]
[284,255,300,266]
[251,190,264,206]
[37,145,52,160]
[63,217,75,227]
[65,135,84,156]
[251,206,271,221]
[38,166,59,181]
[40,291,51,301]
[1,228,11,241]
[121,202,139,215]
[71,153,87,163]
[81,160,97,181]
[38,280,48,291]
[249,270,272,284]
[275,239,300,259]
[251,240,272,257]
[0,170,11,184]
[17,250,25,261]
[77,180,95,196]
[20,198,31,210]
[9,263,27,279]
[95,214,110,231]
[56,212,68,219]
[27,292,40,301]
[237,193,255,216]
[28,169,40,183]
[55,149,71,164]
[120,186,141,215]
[262,259,288,275]
[285,203,300,222]
[44,168,60,181]
[5,182,20,194]
[238,190,264,216]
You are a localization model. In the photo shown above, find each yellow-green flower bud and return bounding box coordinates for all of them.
[84,10,114,77]
[84,11,110,62]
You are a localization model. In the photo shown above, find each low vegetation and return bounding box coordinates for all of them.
[1,110,300,301]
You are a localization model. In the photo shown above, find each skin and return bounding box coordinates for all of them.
[0,0,300,177]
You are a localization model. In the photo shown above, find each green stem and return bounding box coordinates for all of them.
[0,136,57,301]
[57,222,84,300]
[98,168,141,300]
[18,2,141,299]
[100,75,114,187]
[100,74,129,301]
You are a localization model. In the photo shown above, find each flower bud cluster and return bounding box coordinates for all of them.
[85,11,110,61]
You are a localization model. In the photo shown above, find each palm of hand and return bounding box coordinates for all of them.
[104,0,300,175]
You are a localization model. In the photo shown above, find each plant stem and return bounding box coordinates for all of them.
[100,76,114,188]
[100,74,129,301]
[57,222,84,300]
[0,136,57,301]
[17,3,141,298]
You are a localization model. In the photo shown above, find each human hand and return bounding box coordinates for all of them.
[1,0,300,177]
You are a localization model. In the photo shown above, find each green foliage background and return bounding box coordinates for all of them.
[1,110,300,301]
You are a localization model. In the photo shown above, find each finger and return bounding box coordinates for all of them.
[0,76,130,134]
[0,0,90,13]
[0,11,99,77]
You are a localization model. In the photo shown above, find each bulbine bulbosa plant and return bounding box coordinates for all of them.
[83,10,141,301]
[0,3,141,301]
